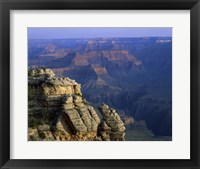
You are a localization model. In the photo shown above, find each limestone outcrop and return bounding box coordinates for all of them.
[98,104,126,141]
[28,68,125,141]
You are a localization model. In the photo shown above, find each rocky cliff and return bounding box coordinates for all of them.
[28,68,125,141]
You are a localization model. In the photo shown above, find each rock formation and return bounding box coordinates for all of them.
[98,104,126,141]
[28,68,125,141]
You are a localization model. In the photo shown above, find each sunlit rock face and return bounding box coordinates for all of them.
[28,68,125,141]
[98,104,126,141]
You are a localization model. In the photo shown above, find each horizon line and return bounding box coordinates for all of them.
[28,36,172,40]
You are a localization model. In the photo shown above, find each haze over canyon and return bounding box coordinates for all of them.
[28,36,172,141]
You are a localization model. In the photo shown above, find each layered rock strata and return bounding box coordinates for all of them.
[98,104,126,141]
[28,68,125,141]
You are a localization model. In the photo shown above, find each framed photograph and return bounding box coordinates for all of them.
[0,0,200,168]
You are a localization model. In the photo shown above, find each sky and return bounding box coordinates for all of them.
[28,27,172,39]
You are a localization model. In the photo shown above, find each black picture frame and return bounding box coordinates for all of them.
[0,0,200,168]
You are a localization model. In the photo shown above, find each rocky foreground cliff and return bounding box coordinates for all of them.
[28,68,125,141]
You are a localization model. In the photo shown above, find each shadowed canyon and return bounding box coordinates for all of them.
[28,37,172,141]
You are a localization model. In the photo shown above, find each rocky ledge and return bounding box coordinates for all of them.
[28,68,126,141]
